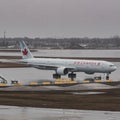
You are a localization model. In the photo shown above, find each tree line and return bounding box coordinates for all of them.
[0,37,120,49]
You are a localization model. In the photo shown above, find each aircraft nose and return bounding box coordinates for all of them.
[108,63,117,72]
[113,66,117,71]
[111,65,117,71]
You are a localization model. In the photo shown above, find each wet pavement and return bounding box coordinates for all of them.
[0,105,120,120]
[0,49,120,58]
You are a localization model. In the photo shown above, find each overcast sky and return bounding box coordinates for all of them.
[0,0,120,38]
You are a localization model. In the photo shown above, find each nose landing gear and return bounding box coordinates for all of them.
[105,73,110,80]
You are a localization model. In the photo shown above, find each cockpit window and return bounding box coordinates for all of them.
[109,65,114,67]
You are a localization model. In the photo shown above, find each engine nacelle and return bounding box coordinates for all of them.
[85,72,94,74]
[56,67,68,75]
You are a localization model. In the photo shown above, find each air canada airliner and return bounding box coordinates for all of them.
[19,41,117,80]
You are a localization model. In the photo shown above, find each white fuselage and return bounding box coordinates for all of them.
[21,58,117,74]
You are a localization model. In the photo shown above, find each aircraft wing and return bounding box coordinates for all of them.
[29,63,75,72]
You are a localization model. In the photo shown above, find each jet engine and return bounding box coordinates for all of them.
[56,67,68,75]
[85,72,94,74]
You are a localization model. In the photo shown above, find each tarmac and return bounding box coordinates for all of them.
[0,82,119,91]
[0,105,120,120]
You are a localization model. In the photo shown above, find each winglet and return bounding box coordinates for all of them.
[19,40,33,59]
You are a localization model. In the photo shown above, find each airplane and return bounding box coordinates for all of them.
[19,40,117,80]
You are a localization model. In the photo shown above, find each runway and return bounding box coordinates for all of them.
[0,105,120,120]
[0,82,119,91]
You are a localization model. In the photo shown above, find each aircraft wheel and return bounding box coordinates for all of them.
[106,75,109,80]
[53,74,61,79]
[68,73,76,80]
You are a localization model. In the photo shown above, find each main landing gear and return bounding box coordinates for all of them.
[53,72,76,80]
[68,72,76,80]
[53,74,61,79]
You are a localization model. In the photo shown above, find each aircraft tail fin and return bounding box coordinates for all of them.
[19,40,33,59]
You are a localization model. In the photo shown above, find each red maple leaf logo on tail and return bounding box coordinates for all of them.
[22,48,28,55]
